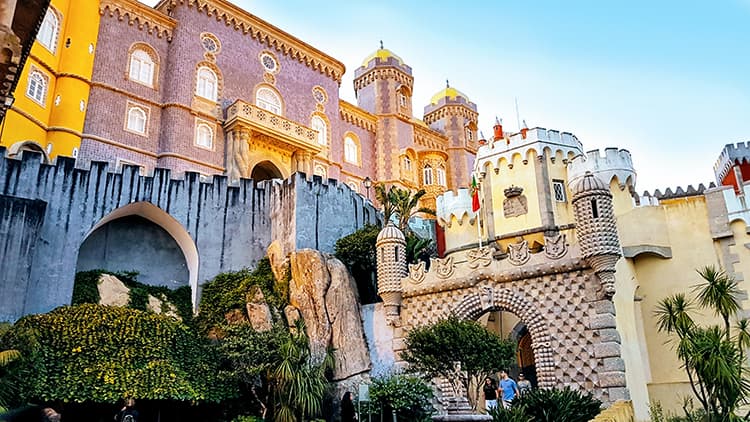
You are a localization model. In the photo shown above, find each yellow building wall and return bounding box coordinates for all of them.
[1,0,100,159]
[488,152,543,239]
[619,196,729,416]
[547,151,575,225]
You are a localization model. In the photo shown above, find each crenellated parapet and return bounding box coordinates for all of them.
[435,188,476,228]
[713,142,750,184]
[568,148,636,190]
[475,127,583,170]
[639,183,714,201]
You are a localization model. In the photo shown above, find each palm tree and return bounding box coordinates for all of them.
[693,266,741,342]
[735,319,750,379]
[374,183,434,232]
[374,184,396,224]
[0,349,21,412]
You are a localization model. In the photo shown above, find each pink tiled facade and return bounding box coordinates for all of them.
[81,0,478,198]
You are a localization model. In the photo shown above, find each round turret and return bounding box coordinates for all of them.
[570,172,622,298]
[376,222,407,326]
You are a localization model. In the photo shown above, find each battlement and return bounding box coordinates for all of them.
[568,148,636,189]
[475,127,584,170]
[435,188,476,227]
[639,183,714,201]
[714,142,750,184]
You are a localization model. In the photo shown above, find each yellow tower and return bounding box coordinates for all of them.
[0,0,100,162]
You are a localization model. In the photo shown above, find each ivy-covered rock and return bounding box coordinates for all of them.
[5,304,232,404]
[334,224,380,304]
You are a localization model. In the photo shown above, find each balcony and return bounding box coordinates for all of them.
[224,100,322,154]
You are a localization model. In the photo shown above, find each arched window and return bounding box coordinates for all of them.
[423,165,433,185]
[347,181,359,193]
[256,87,281,115]
[126,106,147,134]
[129,49,155,86]
[437,166,446,186]
[344,135,359,164]
[404,156,412,171]
[314,164,327,178]
[37,9,59,52]
[311,115,327,145]
[195,122,213,148]
[26,70,47,104]
[196,67,218,101]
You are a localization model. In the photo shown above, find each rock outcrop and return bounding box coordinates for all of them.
[246,285,274,332]
[97,274,180,320]
[269,243,371,381]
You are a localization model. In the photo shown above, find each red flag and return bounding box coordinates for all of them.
[471,176,480,212]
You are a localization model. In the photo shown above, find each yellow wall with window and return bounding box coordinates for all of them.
[1,0,100,160]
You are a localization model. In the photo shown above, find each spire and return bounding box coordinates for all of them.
[446,79,450,88]
[379,40,384,49]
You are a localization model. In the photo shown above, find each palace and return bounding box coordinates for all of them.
[0,0,479,211]
[1,1,750,422]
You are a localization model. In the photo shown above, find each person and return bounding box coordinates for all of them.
[114,398,138,422]
[341,391,357,422]
[517,373,532,396]
[498,370,519,409]
[482,377,498,411]
[42,407,61,422]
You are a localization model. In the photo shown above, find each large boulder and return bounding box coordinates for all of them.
[271,246,371,380]
[246,285,274,332]
[97,274,130,307]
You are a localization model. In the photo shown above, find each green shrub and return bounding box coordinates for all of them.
[487,405,530,422]
[363,374,434,422]
[334,224,380,304]
[511,387,601,422]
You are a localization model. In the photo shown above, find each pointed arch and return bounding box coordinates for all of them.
[84,202,200,308]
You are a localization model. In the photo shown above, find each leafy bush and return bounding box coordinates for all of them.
[4,304,231,404]
[196,258,285,335]
[487,405,530,422]
[364,374,434,422]
[334,224,380,304]
[508,387,602,422]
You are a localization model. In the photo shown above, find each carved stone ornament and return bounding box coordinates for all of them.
[433,256,455,279]
[479,286,494,311]
[544,233,568,260]
[466,247,493,269]
[503,194,528,218]
[409,261,426,284]
[507,240,531,266]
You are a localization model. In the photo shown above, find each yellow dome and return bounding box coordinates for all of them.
[430,86,470,105]
[361,48,404,67]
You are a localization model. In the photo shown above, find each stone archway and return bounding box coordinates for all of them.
[81,202,200,307]
[251,160,283,181]
[452,287,556,388]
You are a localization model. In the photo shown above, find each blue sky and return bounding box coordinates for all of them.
[143,0,749,193]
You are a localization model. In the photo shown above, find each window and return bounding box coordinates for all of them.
[260,52,278,73]
[437,166,446,186]
[26,70,47,105]
[404,156,412,171]
[552,179,566,202]
[466,127,474,142]
[311,115,327,145]
[195,122,213,148]
[126,106,147,134]
[314,164,327,178]
[423,165,433,185]
[347,181,359,193]
[37,9,59,52]
[129,49,155,86]
[399,93,407,107]
[591,199,599,218]
[344,136,358,164]
[196,66,218,101]
[256,87,281,115]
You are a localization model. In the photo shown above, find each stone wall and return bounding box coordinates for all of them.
[0,148,377,321]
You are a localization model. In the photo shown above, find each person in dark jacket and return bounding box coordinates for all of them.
[114,398,138,422]
[341,391,357,422]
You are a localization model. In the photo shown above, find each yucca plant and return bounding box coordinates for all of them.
[510,387,602,422]
[487,405,531,422]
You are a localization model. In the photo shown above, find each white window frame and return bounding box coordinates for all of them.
[195,120,214,149]
[256,87,282,115]
[196,66,218,101]
[313,164,327,179]
[404,156,412,171]
[128,49,155,87]
[344,136,359,165]
[552,179,567,202]
[37,9,59,53]
[115,158,145,176]
[125,105,148,135]
[423,165,433,185]
[26,69,48,106]
[311,115,327,146]
[437,166,446,186]
[347,181,359,193]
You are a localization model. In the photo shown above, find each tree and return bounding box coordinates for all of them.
[401,316,516,409]
[374,183,435,233]
[654,265,750,421]
[334,224,380,303]
[366,374,434,421]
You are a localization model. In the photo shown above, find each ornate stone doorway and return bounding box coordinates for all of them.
[251,160,283,181]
